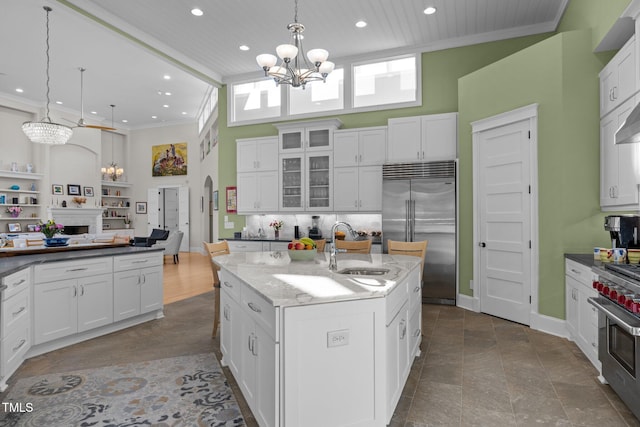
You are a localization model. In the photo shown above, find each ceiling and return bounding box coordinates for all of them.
[0,0,569,130]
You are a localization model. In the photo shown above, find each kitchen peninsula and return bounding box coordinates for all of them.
[215,251,422,427]
[0,245,164,391]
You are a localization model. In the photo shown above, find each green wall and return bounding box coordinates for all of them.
[557,0,630,50]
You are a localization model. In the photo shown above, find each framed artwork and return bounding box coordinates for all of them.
[226,186,237,213]
[213,190,219,211]
[84,186,94,197]
[136,202,147,214]
[151,142,188,176]
[67,184,81,196]
[52,184,64,195]
[7,223,21,232]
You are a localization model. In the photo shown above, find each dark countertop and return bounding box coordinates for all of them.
[565,253,597,268]
[226,237,382,245]
[0,245,164,280]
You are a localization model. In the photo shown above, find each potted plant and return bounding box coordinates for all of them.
[123,214,132,229]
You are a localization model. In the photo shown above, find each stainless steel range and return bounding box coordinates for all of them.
[590,263,640,420]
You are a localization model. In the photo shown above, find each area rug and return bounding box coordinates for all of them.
[0,353,245,427]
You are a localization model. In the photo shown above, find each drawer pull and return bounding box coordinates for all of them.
[10,279,26,287]
[132,259,149,264]
[570,269,581,275]
[413,286,420,293]
[400,319,407,339]
[13,339,26,352]
[414,328,421,337]
[223,281,233,288]
[12,306,26,317]
[66,267,88,272]
[248,302,262,313]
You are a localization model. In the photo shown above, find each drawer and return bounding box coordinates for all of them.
[219,271,242,302]
[34,257,113,283]
[565,259,593,287]
[114,252,163,271]
[1,289,29,340]
[407,267,421,313]
[2,268,30,300]
[1,318,30,378]
[386,278,408,326]
[227,241,265,252]
[241,285,277,338]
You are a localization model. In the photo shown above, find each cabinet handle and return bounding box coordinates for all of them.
[73,285,77,297]
[12,306,26,317]
[400,319,407,339]
[248,334,253,352]
[248,302,262,313]
[141,274,146,284]
[592,342,596,347]
[13,339,26,352]
[417,151,420,159]
[223,281,233,288]
[80,285,85,296]
[252,335,258,356]
[132,259,149,264]
[355,155,358,163]
[359,154,362,163]
[10,279,26,287]
[613,86,617,100]
[570,269,580,275]
[359,200,362,208]
[67,267,88,272]
[414,286,420,293]
[414,328,421,337]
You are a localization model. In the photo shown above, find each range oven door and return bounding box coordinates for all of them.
[589,297,640,420]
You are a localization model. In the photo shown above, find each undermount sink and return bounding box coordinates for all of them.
[337,267,390,276]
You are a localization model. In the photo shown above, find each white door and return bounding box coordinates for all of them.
[163,187,179,232]
[147,188,160,234]
[475,115,533,325]
[177,186,190,251]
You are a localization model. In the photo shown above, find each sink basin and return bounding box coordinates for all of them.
[337,268,390,276]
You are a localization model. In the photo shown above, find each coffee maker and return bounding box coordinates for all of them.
[308,215,322,239]
[604,215,640,249]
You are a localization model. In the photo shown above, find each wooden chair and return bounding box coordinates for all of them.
[387,240,428,272]
[335,239,372,254]
[203,240,230,338]
[313,239,326,253]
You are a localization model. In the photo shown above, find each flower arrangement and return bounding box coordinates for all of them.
[36,219,64,238]
[6,206,22,216]
[269,219,284,231]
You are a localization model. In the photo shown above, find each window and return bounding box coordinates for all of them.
[231,79,281,123]
[353,56,417,108]
[289,68,344,116]
[198,87,219,134]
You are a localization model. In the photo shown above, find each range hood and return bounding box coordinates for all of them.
[616,101,640,144]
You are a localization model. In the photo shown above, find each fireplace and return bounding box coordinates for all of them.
[46,208,104,235]
[64,225,89,235]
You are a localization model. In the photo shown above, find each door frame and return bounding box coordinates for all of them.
[471,103,539,320]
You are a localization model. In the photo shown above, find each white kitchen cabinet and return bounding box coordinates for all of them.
[387,113,457,162]
[565,259,599,372]
[113,253,163,322]
[275,119,342,153]
[334,127,387,167]
[600,35,636,118]
[237,137,279,173]
[237,170,279,213]
[279,151,333,211]
[600,95,640,209]
[33,273,113,344]
[386,301,410,419]
[334,165,382,212]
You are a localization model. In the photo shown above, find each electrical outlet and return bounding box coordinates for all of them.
[224,221,234,229]
[327,329,349,348]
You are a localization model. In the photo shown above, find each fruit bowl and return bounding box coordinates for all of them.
[288,249,316,261]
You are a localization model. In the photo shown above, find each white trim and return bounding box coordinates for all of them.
[529,312,568,339]
[456,293,480,312]
[472,104,539,325]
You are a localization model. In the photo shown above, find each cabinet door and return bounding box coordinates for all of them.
[34,280,77,344]
[565,276,578,339]
[257,171,279,212]
[385,302,408,418]
[358,166,383,211]
[359,128,387,165]
[600,63,616,117]
[280,154,304,211]
[306,152,332,211]
[615,37,636,109]
[306,126,333,151]
[577,287,598,361]
[255,137,279,171]
[237,173,259,212]
[387,117,421,162]
[614,97,640,206]
[600,112,618,206]
[140,266,163,314]
[333,131,359,168]
[421,113,457,161]
[280,129,303,152]
[113,270,142,321]
[254,322,278,427]
[239,316,257,406]
[237,140,258,173]
[77,273,113,332]
[229,296,243,378]
[333,167,359,211]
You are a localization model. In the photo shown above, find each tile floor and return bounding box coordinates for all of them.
[3,293,639,427]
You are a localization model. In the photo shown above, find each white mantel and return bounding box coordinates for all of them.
[47,207,104,235]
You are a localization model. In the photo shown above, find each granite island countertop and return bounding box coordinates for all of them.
[213,251,420,307]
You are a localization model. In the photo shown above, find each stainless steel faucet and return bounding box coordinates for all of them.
[329,221,358,271]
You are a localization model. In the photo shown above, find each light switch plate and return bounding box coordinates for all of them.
[327,329,349,348]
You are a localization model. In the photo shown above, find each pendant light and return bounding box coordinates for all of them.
[101,105,124,181]
[22,6,73,145]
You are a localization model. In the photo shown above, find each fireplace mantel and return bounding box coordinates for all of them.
[47,207,104,235]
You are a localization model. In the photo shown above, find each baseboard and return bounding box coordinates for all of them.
[529,312,568,338]
[457,294,479,312]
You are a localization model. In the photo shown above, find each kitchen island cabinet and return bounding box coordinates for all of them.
[216,252,422,427]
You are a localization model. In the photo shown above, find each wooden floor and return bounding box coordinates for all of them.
[162,251,214,304]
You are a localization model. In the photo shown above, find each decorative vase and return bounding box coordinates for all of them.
[125,224,130,229]
[274,230,279,239]
[10,211,19,218]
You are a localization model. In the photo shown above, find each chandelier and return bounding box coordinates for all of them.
[256,0,334,88]
[101,105,124,181]
[22,6,73,145]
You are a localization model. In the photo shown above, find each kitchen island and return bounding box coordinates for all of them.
[0,244,164,391]
[214,251,422,427]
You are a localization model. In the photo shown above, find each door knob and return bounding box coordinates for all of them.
[479,242,486,247]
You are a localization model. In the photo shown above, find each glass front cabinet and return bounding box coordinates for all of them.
[279,152,333,211]
[276,119,342,153]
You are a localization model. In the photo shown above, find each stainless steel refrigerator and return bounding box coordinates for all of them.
[382,161,456,305]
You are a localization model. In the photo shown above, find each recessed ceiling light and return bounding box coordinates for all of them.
[163,75,171,80]
[15,88,23,93]
[191,8,203,16]
[122,119,128,123]
[424,6,436,15]
[55,101,63,105]
[181,112,187,115]
[152,115,158,119]
[165,92,172,96]
[91,111,97,114]
[355,20,367,28]
[163,104,169,108]
[239,45,250,51]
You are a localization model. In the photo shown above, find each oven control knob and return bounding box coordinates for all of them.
[633,300,640,314]
[592,280,598,289]
[618,294,627,305]
[603,285,610,296]
[610,289,618,300]
[597,282,604,292]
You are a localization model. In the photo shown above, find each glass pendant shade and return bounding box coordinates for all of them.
[256,54,277,69]
[22,121,73,145]
[307,49,328,64]
[318,61,335,75]
[276,44,298,61]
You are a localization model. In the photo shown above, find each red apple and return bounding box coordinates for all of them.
[295,242,304,250]
[288,242,294,249]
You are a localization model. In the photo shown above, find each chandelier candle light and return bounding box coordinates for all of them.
[101,105,124,181]
[256,0,334,88]
[22,6,73,145]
